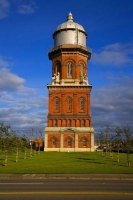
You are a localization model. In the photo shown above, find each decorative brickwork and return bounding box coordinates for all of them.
[44,13,94,152]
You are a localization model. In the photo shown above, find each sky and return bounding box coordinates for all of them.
[0,0,133,134]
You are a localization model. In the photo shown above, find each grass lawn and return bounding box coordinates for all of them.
[0,150,133,174]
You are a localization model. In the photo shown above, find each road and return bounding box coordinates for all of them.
[0,179,133,200]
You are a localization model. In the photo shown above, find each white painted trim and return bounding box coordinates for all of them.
[44,126,94,133]
[44,148,94,152]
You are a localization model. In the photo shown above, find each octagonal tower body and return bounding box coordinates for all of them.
[44,13,94,152]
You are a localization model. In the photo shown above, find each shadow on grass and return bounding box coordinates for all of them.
[77,158,94,161]
[0,158,5,165]
[0,161,5,166]
[77,157,105,164]
[110,161,129,167]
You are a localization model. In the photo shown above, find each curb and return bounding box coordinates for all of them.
[0,174,133,180]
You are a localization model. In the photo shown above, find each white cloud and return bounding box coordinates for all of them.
[0,57,44,130]
[0,68,25,91]
[0,0,38,19]
[0,67,36,95]
[0,91,13,106]
[0,0,10,19]
[0,56,47,130]
[0,56,10,68]
[92,75,133,132]
[92,43,133,67]
[17,1,38,14]
[0,94,48,130]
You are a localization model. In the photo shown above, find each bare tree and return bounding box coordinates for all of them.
[114,126,123,162]
[0,122,11,150]
[105,126,110,156]
[122,127,133,167]
[96,132,105,155]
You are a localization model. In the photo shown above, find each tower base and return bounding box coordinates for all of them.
[44,127,95,152]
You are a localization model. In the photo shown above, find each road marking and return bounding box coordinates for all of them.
[0,191,133,196]
[0,183,43,185]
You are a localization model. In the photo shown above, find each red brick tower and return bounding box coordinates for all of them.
[44,13,94,152]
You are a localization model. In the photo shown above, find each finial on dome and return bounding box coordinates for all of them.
[67,12,73,22]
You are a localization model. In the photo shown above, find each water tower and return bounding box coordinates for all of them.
[44,13,94,152]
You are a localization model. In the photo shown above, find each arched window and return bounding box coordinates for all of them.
[82,137,87,147]
[80,98,84,110]
[67,63,72,77]
[55,98,59,110]
[52,137,56,148]
[67,97,72,111]
[80,64,83,77]
[67,137,72,147]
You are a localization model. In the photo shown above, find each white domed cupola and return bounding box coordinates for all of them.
[53,12,88,47]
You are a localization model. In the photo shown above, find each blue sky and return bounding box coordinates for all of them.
[0,0,133,133]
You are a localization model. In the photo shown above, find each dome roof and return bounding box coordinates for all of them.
[53,13,88,47]
[55,12,86,34]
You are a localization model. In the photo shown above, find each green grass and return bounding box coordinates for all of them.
[0,150,133,174]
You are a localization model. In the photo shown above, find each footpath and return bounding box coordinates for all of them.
[0,174,133,180]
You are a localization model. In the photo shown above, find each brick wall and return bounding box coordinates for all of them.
[47,133,91,148]
[45,44,93,150]
[47,87,91,127]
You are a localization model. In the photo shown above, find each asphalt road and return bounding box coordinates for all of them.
[0,179,133,200]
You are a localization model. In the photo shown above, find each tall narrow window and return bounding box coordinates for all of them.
[80,98,84,110]
[80,64,83,77]
[67,63,72,77]
[67,98,72,111]
[55,98,59,110]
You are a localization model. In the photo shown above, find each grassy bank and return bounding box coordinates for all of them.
[0,151,133,174]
